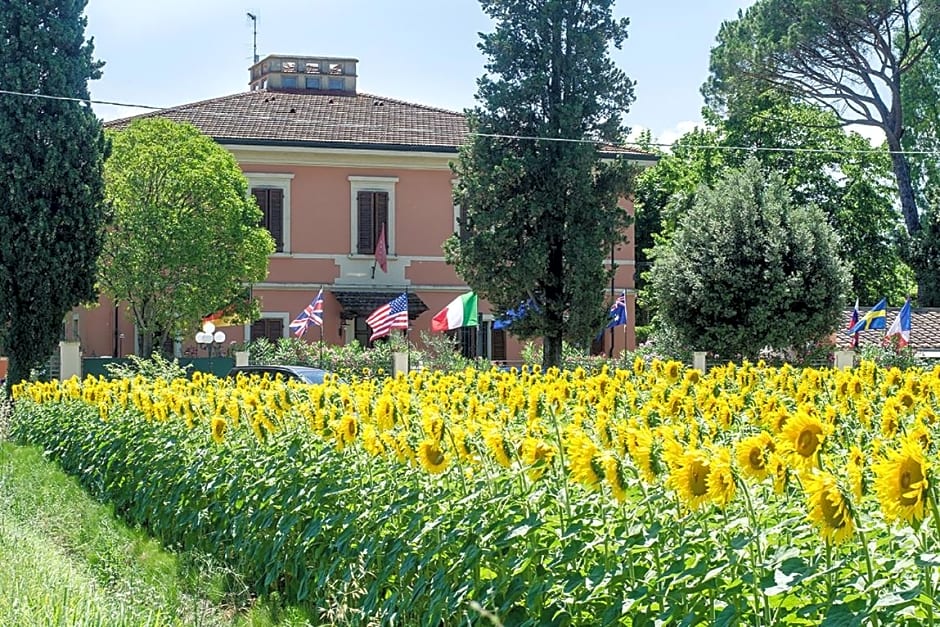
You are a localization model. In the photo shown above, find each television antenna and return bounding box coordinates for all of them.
[246,12,258,63]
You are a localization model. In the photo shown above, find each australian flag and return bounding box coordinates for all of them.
[607,290,627,329]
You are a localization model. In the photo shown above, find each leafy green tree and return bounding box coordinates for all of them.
[100,118,274,356]
[636,96,909,325]
[718,95,910,303]
[445,0,636,369]
[901,41,940,304]
[649,159,848,360]
[704,0,939,236]
[0,0,108,385]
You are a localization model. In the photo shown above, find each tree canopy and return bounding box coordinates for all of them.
[649,159,848,360]
[704,0,939,255]
[100,118,274,356]
[635,96,908,330]
[0,0,108,385]
[445,0,637,369]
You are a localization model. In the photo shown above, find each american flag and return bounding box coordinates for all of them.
[289,289,324,338]
[366,292,409,341]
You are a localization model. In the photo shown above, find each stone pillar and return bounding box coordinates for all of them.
[234,350,249,367]
[392,351,409,377]
[834,350,855,370]
[693,351,707,373]
[59,341,81,381]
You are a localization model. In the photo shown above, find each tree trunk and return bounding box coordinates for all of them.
[140,331,154,357]
[886,135,920,235]
[542,333,563,371]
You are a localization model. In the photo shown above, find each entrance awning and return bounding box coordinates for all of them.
[332,290,428,320]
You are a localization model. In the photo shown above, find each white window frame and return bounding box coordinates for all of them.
[349,176,398,255]
[246,172,294,254]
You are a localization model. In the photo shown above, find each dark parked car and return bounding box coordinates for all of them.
[226,365,333,384]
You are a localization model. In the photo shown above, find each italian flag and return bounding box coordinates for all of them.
[431,292,478,332]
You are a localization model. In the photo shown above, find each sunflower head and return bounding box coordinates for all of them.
[210,416,227,444]
[804,470,855,544]
[417,439,449,474]
[873,437,931,526]
[736,432,775,483]
[779,411,828,468]
[668,449,712,511]
[602,454,629,502]
[707,447,736,508]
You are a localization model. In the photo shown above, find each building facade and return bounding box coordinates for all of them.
[75,55,651,364]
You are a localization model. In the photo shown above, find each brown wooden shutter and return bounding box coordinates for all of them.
[492,328,507,362]
[357,191,374,254]
[375,192,389,253]
[252,188,284,253]
[251,318,284,343]
[268,189,284,252]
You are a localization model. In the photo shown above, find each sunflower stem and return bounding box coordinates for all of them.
[546,405,572,533]
[855,525,878,627]
[928,481,940,543]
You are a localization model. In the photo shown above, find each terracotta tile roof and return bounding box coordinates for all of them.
[107,90,467,150]
[837,307,940,350]
[105,89,656,159]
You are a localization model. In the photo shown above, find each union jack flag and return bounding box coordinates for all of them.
[289,289,324,338]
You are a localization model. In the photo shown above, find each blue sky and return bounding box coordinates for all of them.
[83,0,754,146]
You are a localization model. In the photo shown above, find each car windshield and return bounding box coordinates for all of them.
[292,368,327,384]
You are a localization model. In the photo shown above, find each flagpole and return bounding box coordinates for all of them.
[405,285,411,373]
[608,244,615,358]
[318,285,324,368]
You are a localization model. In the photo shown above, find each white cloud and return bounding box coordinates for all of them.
[656,120,705,148]
[847,124,886,146]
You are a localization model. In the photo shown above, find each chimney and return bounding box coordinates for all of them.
[249,55,358,94]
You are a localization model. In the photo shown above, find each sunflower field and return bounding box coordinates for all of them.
[10,359,940,625]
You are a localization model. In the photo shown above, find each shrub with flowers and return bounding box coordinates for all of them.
[12,359,940,624]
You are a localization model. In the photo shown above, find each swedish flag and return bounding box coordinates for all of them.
[847,298,887,333]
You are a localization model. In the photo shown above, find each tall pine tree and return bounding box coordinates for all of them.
[0,0,107,385]
[445,0,636,369]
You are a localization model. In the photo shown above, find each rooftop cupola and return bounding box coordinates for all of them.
[249,54,358,94]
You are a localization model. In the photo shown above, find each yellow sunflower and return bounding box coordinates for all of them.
[873,437,930,526]
[483,426,513,468]
[779,410,828,468]
[565,428,602,489]
[881,401,900,438]
[668,448,712,511]
[210,416,227,444]
[707,447,736,508]
[602,454,629,502]
[803,470,855,544]
[520,437,555,480]
[847,444,866,501]
[417,439,449,474]
[736,432,775,483]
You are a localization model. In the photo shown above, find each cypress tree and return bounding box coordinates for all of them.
[0,0,107,385]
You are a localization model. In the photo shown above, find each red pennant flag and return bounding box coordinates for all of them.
[375,223,388,273]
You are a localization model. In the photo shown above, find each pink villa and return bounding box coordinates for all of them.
[74,55,653,364]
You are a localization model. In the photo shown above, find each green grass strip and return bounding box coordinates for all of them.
[0,442,238,626]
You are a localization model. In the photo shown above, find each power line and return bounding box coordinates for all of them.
[2,87,940,157]
[0,89,163,111]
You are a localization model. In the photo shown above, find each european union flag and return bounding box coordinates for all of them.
[493,298,537,330]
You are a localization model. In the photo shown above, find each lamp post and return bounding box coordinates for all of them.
[195,321,226,358]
